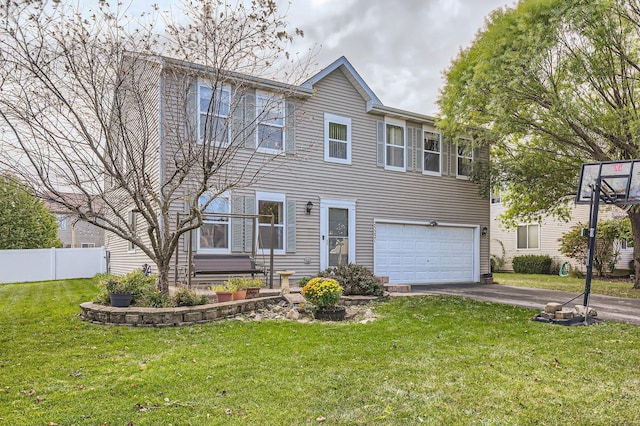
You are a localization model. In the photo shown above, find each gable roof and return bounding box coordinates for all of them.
[304,56,435,125]
[303,56,382,106]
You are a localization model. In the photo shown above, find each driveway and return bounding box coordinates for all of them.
[409,283,640,325]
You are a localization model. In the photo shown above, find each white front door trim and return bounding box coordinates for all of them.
[320,199,356,270]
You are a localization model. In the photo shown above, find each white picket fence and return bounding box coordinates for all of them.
[0,247,107,284]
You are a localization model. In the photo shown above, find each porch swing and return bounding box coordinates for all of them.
[173,212,276,289]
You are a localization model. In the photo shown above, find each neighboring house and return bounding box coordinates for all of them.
[490,197,632,272]
[106,56,491,285]
[47,196,105,248]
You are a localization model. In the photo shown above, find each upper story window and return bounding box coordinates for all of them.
[198,192,231,253]
[457,140,473,178]
[198,83,230,145]
[423,130,441,175]
[385,118,406,171]
[256,191,285,254]
[324,113,351,164]
[56,214,67,230]
[256,90,285,153]
[517,224,539,249]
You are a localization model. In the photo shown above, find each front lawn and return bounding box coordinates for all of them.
[494,272,640,299]
[1,279,640,424]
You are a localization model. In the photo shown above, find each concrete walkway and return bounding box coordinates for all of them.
[408,283,640,325]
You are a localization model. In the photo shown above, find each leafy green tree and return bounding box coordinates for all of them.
[438,0,640,287]
[0,176,62,249]
[558,218,632,276]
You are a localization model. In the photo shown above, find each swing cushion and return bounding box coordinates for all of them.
[191,254,263,276]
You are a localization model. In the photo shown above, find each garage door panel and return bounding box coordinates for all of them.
[375,223,475,284]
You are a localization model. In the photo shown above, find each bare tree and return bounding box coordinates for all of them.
[0,0,313,293]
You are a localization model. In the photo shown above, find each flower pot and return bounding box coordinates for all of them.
[110,292,132,308]
[313,306,346,321]
[232,289,247,300]
[215,291,233,303]
[246,287,261,299]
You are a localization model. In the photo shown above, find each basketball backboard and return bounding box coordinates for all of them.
[576,160,640,205]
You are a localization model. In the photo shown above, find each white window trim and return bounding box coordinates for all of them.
[516,223,540,250]
[456,139,474,179]
[198,81,231,145]
[324,113,352,164]
[422,127,442,176]
[385,117,406,172]
[256,191,286,255]
[255,90,285,155]
[197,191,232,254]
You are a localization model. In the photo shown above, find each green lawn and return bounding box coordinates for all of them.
[494,272,640,299]
[2,279,640,424]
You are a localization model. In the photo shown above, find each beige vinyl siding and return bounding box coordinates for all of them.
[490,203,632,272]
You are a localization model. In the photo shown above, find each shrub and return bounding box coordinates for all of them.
[317,263,384,296]
[94,270,157,306]
[298,276,311,287]
[171,287,208,307]
[512,255,552,274]
[301,277,342,308]
[140,290,169,308]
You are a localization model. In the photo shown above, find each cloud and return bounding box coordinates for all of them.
[286,0,515,115]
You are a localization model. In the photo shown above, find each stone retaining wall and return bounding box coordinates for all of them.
[79,296,281,327]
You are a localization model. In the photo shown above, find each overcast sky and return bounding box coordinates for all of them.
[99,0,517,115]
[283,0,517,115]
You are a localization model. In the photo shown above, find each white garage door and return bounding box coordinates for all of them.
[374,223,476,284]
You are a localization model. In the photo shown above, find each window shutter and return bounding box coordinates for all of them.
[231,195,244,252]
[376,120,385,167]
[285,100,296,153]
[185,80,198,142]
[182,201,197,252]
[230,88,244,147]
[415,129,424,172]
[442,136,450,176]
[286,200,296,253]
[243,90,256,149]
[244,195,256,253]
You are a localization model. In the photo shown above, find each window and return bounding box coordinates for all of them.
[198,192,230,253]
[256,91,284,153]
[128,210,137,252]
[324,113,351,164]
[56,214,67,230]
[517,224,539,249]
[423,130,441,174]
[81,243,95,248]
[257,192,285,254]
[198,83,230,144]
[385,119,405,171]
[457,141,473,178]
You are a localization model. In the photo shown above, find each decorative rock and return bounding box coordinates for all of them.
[545,302,563,314]
[284,293,305,305]
[286,308,300,320]
[575,305,598,317]
[555,309,574,320]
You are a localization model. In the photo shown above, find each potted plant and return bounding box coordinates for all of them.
[211,285,233,303]
[245,278,263,299]
[226,278,247,300]
[301,277,345,321]
[105,278,132,308]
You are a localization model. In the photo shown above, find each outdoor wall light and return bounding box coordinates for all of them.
[306,201,314,215]
[428,220,438,227]
[481,226,489,236]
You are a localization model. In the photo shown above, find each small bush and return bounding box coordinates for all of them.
[298,276,311,287]
[318,263,384,296]
[94,270,157,306]
[512,255,552,274]
[171,287,208,307]
[301,277,342,307]
[141,290,169,308]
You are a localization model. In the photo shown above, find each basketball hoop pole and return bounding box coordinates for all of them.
[583,177,602,321]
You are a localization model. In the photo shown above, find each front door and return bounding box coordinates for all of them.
[320,199,356,270]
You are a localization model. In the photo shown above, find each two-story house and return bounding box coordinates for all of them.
[106,56,490,286]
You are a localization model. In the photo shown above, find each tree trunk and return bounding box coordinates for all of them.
[629,210,640,289]
[156,259,172,295]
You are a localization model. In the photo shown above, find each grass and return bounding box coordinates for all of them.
[494,272,640,299]
[1,279,640,424]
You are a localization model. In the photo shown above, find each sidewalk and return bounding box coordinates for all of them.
[408,283,640,325]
